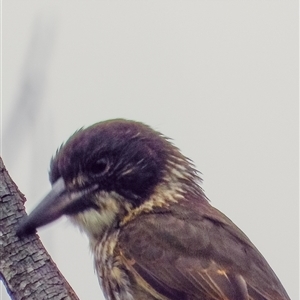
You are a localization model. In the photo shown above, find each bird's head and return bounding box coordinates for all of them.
[17,119,203,245]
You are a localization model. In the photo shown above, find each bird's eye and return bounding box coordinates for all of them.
[89,158,109,175]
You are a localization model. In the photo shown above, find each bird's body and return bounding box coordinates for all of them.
[17,119,290,300]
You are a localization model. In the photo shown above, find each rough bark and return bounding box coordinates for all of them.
[0,156,80,300]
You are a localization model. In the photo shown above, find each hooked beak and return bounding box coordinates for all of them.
[17,177,98,237]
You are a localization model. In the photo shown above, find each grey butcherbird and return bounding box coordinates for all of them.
[17,119,290,300]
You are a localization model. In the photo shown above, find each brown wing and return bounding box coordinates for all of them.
[119,200,290,300]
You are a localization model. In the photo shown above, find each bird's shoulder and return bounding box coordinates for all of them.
[120,199,240,264]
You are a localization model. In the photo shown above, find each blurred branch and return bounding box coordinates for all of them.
[0,156,79,300]
[3,13,57,161]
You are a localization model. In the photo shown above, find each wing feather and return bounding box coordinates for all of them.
[119,200,290,300]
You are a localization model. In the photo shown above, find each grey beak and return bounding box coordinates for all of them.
[16,177,98,237]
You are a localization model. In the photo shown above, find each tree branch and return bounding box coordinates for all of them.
[0,156,80,300]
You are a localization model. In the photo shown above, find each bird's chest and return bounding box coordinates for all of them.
[93,230,161,300]
[93,229,134,300]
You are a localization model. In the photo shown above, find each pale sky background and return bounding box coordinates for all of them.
[1,1,298,300]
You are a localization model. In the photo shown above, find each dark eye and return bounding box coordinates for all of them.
[89,158,109,175]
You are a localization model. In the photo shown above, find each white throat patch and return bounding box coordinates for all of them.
[69,191,131,247]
